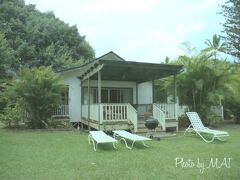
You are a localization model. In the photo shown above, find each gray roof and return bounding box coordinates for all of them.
[60,51,183,83]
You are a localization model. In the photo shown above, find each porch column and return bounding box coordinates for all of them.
[87,77,90,130]
[173,74,177,119]
[80,80,83,129]
[152,79,155,103]
[98,70,101,129]
[136,82,138,105]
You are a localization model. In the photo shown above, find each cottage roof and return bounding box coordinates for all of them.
[60,51,183,83]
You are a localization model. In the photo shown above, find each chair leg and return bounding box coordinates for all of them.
[88,134,91,145]
[120,138,131,149]
[217,136,228,142]
[197,132,215,143]
[142,141,149,147]
[184,125,193,136]
[130,141,136,149]
[112,142,117,149]
[92,140,97,151]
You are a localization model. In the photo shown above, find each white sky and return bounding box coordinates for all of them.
[24,0,226,63]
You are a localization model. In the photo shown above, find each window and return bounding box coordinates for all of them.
[83,87,133,104]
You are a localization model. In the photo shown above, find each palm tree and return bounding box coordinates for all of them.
[204,34,227,61]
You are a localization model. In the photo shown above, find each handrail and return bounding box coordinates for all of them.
[155,103,176,119]
[153,104,166,131]
[127,103,138,132]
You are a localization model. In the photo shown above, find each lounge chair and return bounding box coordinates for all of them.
[88,131,117,151]
[185,112,229,143]
[113,130,151,149]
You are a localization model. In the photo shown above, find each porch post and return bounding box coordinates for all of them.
[80,80,83,129]
[87,77,90,130]
[136,82,138,105]
[152,79,155,103]
[173,74,177,119]
[98,70,101,129]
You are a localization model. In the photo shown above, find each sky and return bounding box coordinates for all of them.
[24,0,227,63]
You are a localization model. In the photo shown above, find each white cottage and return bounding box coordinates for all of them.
[56,52,183,133]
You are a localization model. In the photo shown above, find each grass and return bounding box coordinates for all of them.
[0,125,240,180]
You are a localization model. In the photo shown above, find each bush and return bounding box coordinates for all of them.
[0,101,26,127]
[178,114,190,128]
[4,67,64,129]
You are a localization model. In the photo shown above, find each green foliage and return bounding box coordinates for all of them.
[4,67,64,128]
[0,0,95,71]
[221,0,240,61]
[0,100,25,127]
[178,114,190,128]
[176,54,240,124]
[0,33,14,79]
[0,0,95,112]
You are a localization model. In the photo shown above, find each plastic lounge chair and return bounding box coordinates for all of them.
[113,130,151,149]
[88,131,117,151]
[185,112,229,143]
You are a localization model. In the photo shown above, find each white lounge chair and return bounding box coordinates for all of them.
[88,131,117,151]
[113,130,151,149]
[185,112,229,143]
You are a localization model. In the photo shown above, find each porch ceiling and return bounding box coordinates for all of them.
[79,60,183,83]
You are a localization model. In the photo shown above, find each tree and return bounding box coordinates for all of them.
[203,34,227,61]
[166,53,240,125]
[0,0,95,71]
[221,0,240,61]
[4,67,64,128]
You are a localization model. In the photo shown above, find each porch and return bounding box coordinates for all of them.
[52,103,178,132]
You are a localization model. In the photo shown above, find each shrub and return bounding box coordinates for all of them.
[4,67,64,129]
[178,114,190,128]
[0,101,26,127]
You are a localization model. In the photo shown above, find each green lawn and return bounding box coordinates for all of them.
[0,125,240,180]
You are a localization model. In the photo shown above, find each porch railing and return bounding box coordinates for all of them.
[53,105,69,117]
[153,104,166,131]
[82,103,138,132]
[102,103,128,121]
[154,103,176,119]
[127,104,138,132]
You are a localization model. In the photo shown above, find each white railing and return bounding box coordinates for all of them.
[153,104,166,131]
[102,103,128,121]
[82,103,138,132]
[127,103,138,132]
[155,103,176,119]
[53,105,69,116]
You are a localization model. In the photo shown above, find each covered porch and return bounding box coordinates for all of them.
[79,58,183,132]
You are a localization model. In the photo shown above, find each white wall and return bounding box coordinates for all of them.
[137,81,153,104]
[61,71,81,122]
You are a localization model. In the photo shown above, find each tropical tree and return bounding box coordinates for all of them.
[3,67,64,128]
[203,34,227,61]
[164,52,240,125]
